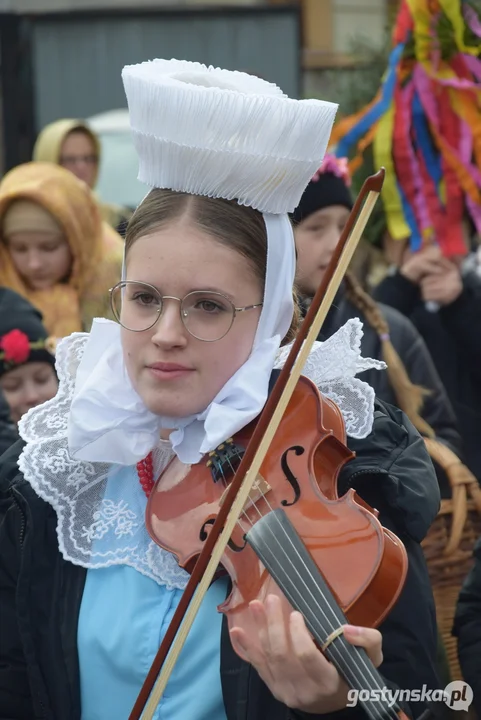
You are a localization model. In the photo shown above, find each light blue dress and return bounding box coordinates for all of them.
[78,566,229,720]
[77,461,229,720]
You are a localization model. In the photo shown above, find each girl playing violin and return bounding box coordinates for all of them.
[0,60,441,720]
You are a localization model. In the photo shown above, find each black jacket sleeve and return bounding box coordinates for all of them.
[0,391,18,459]
[439,272,481,383]
[340,401,441,719]
[340,399,441,543]
[381,305,462,460]
[452,537,481,719]
[375,269,481,385]
[373,271,422,318]
[0,467,35,718]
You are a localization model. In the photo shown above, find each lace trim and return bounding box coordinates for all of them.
[18,318,384,587]
[274,317,385,438]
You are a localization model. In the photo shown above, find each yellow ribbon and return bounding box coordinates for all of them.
[406,0,435,65]
[439,0,480,55]
[373,104,411,241]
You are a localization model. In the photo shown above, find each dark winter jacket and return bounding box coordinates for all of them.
[311,290,462,498]
[0,390,17,458]
[0,399,442,720]
[452,536,481,718]
[374,269,481,481]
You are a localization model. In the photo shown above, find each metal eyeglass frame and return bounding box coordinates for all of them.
[109,280,263,342]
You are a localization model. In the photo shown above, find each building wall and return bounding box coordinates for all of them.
[0,0,263,10]
[302,0,389,101]
[302,0,388,68]
[332,0,387,55]
[30,7,299,129]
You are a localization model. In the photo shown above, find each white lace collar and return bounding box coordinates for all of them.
[17,318,385,589]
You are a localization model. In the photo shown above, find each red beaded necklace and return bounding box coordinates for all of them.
[137,452,154,497]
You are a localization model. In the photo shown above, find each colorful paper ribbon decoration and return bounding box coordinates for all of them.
[331,0,481,257]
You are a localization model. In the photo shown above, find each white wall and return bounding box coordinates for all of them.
[332,0,387,52]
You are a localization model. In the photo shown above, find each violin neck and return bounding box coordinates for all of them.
[246,509,400,720]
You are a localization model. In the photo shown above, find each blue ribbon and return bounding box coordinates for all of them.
[335,43,405,158]
[411,91,442,191]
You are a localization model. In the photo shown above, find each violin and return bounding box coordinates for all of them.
[130,169,412,720]
[146,375,407,634]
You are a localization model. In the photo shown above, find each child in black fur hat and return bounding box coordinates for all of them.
[0,288,58,424]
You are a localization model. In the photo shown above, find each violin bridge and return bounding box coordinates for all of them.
[219,474,271,512]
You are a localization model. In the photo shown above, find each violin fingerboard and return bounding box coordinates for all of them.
[246,510,397,720]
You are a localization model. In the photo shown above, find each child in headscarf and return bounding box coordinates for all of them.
[0,288,58,425]
[33,118,132,233]
[0,162,123,338]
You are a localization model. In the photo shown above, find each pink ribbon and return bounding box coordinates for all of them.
[463,54,481,82]
[464,4,481,38]
[414,65,481,188]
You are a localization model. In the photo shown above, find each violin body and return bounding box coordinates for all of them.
[146,377,408,655]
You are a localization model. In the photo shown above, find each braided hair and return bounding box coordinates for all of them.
[343,271,435,439]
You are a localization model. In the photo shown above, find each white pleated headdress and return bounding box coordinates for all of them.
[65,59,343,466]
[18,59,385,584]
[121,59,338,214]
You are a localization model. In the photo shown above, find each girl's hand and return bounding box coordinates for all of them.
[229,594,383,714]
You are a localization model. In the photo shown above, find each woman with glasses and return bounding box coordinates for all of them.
[0,60,441,720]
[0,161,123,338]
[33,118,132,233]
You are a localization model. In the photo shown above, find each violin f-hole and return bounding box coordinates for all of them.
[280,446,304,507]
[199,518,247,552]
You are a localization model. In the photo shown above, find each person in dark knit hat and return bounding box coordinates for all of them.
[0,288,58,425]
[291,155,464,497]
[291,155,470,690]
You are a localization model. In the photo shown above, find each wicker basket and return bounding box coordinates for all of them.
[421,438,481,682]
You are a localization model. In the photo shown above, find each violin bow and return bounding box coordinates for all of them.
[130,168,385,720]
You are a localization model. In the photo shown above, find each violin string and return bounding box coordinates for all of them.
[217,463,396,720]
[244,497,396,720]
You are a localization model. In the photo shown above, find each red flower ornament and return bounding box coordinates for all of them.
[0,329,31,364]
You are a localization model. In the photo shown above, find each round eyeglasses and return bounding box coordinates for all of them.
[109,281,263,342]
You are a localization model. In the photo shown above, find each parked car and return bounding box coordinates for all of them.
[87,109,148,211]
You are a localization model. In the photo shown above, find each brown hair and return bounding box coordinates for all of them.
[125,188,300,344]
[344,270,435,438]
